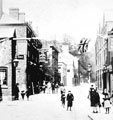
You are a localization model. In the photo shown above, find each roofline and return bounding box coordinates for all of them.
[50,46,59,53]
[0,22,36,36]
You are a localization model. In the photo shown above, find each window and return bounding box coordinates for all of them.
[0,67,7,86]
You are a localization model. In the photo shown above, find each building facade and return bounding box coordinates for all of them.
[58,62,67,86]
[0,8,42,100]
[58,45,78,86]
[95,20,113,94]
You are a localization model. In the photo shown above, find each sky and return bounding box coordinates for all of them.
[2,0,113,50]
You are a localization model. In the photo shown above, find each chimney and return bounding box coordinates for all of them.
[0,0,3,19]
[9,8,19,20]
[19,12,25,22]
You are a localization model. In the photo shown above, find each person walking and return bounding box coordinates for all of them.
[94,89,101,113]
[60,84,66,95]
[14,83,20,100]
[51,82,55,94]
[0,84,2,101]
[61,91,66,107]
[47,82,51,94]
[26,87,31,101]
[103,92,111,114]
[88,86,96,113]
[55,83,59,93]
[21,90,25,100]
[66,91,74,111]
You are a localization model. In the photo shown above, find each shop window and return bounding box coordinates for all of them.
[0,67,7,86]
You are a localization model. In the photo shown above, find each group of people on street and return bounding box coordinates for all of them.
[60,85,74,111]
[14,83,30,101]
[88,85,100,113]
[43,81,59,94]
[88,84,113,114]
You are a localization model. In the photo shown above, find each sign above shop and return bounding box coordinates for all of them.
[17,55,24,59]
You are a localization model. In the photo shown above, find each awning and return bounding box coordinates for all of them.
[0,28,15,39]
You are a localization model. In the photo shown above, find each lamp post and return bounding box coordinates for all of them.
[88,64,92,84]
[12,58,19,100]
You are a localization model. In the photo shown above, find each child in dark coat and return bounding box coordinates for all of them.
[66,91,74,111]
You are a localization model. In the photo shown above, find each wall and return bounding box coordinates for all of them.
[0,38,12,99]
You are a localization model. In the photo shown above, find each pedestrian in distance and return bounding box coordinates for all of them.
[47,82,51,94]
[94,89,101,113]
[14,83,20,100]
[51,82,55,94]
[88,85,96,113]
[42,81,46,93]
[61,91,66,107]
[66,90,74,111]
[26,88,30,101]
[103,92,111,114]
[60,84,66,95]
[0,84,2,101]
[55,83,59,93]
[21,90,25,100]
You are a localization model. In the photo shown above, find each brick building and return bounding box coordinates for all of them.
[0,7,42,100]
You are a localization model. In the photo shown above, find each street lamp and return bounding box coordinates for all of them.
[12,58,19,100]
[13,58,19,67]
[87,64,92,84]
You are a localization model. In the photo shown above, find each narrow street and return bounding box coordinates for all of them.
[0,83,91,120]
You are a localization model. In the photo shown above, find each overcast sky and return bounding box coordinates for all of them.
[3,0,113,49]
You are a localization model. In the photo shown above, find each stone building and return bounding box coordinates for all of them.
[58,62,67,86]
[95,16,113,94]
[0,7,42,100]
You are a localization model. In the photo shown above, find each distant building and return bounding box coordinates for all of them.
[39,39,59,84]
[58,45,78,86]
[58,62,67,86]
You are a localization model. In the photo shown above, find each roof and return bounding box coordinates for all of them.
[0,13,22,24]
[0,27,15,38]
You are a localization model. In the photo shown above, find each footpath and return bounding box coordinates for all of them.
[88,91,113,120]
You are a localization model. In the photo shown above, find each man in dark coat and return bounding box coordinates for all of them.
[14,83,19,100]
[66,91,74,111]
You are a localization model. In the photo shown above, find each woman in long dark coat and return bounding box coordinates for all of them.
[66,91,74,111]
[89,88,100,113]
